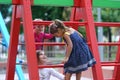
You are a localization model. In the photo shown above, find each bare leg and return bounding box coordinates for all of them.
[65,73,72,80]
[76,72,82,80]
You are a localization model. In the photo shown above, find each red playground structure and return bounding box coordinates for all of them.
[0,0,120,80]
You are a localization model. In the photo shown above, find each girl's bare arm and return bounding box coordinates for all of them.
[63,33,73,63]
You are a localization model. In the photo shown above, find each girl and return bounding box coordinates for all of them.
[36,50,64,80]
[33,19,53,50]
[49,19,96,80]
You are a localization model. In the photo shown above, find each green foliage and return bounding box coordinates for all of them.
[31,6,64,20]
[0,4,11,18]
[0,4,11,33]
[101,8,120,22]
[101,8,120,37]
[93,8,120,37]
[78,27,86,38]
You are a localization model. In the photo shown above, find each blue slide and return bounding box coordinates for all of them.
[0,12,25,80]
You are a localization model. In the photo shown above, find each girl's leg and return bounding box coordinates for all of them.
[76,72,82,80]
[65,73,72,80]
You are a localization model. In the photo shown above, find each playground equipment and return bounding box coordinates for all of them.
[0,0,120,80]
[0,12,25,80]
[93,1,120,79]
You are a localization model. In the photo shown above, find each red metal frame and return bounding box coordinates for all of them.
[74,0,81,7]
[70,7,82,30]
[12,0,21,5]
[70,0,104,80]
[112,40,120,80]
[6,0,120,80]
[32,21,120,27]
[71,0,120,80]
[22,21,120,27]
[6,5,21,80]
[80,0,104,80]
[22,0,39,79]
[70,7,85,21]
[6,0,39,80]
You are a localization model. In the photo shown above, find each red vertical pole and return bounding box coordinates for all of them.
[70,7,84,21]
[70,7,78,30]
[21,0,39,80]
[112,39,120,80]
[6,5,21,80]
[70,7,85,30]
[70,7,76,21]
[81,0,104,80]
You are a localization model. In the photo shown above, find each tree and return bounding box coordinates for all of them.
[0,4,11,33]
[93,8,120,60]
[31,6,64,20]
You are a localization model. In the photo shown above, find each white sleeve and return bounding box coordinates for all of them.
[39,69,51,80]
[49,68,64,80]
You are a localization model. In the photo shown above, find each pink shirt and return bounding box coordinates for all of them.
[34,32,53,50]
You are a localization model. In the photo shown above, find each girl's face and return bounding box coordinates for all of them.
[35,25,44,32]
[39,52,47,63]
[53,28,64,37]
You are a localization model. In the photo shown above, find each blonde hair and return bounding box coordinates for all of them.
[33,18,45,32]
[34,18,43,21]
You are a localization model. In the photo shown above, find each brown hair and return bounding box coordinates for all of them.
[36,50,44,63]
[49,19,65,34]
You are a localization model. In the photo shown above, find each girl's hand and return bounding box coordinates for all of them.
[61,57,69,64]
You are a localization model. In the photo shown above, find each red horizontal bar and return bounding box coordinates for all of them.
[33,21,86,26]
[15,62,120,67]
[16,63,64,68]
[21,21,86,26]
[38,64,64,68]
[98,42,120,46]
[101,63,120,66]
[36,42,120,46]
[19,42,66,46]
[104,78,115,80]
[101,61,119,63]
[33,21,120,27]
[19,42,120,46]
[15,63,64,68]
[101,62,120,66]
[95,22,120,27]
[17,62,120,67]
[88,42,120,46]
[22,21,120,27]
[35,42,65,46]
